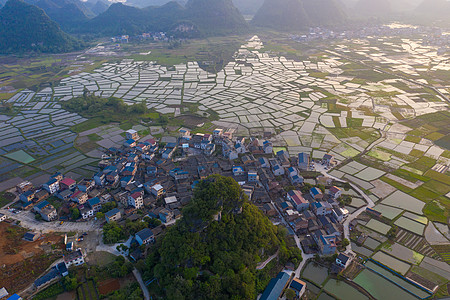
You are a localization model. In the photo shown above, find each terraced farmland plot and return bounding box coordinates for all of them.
[382,191,425,215]
[395,217,426,236]
[372,251,412,275]
[364,219,391,235]
[363,261,431,299]
[354,268,419,300]
[373,204,403,220]
[354,167,386,181]
[396,229,440,259]
[323,279,368,300]
[382,243,424,265]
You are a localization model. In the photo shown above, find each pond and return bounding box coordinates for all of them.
[301,262,329,286]
[323,279,368,300]
[354,268,420,300]
[364,261,431,299]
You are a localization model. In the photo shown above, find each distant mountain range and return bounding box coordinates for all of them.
[252,0,346,30]
[0,0,82,53]
[413,0,450,22]
[81,0,248,36]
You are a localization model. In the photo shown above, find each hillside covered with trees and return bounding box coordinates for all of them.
[141,175,302,299]
[0,0,82,54]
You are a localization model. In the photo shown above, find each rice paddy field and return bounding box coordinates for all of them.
[372,251,412,275]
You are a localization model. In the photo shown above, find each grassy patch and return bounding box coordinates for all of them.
[423,201,449,223]
[329,127,380,144]
[380,176,413,194]
[391,168,429,183]
[410,186,440,203]
[0,191,15,208]
[87,133,102,142]
[409,149,425,158]
[346,118,364,127]
[367,149,391,161]
[421,180,450,195]
[425,132,445,141]
[407,156,436,172]
[71,118,107,134]
[404,135,422,143]
[424,170,450,185]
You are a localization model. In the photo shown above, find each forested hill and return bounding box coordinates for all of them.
[0,0,82,54]
[252,0,346,30]
[142,175,302,299]
[81,0,248,36]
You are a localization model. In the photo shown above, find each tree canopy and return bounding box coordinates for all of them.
[142,175,302,299]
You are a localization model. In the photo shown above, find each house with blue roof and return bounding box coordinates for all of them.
[290,278,307,297]
[105,208,121,223]
[120,176,133,188]
[313,201,332,216]
[123,139,136,147]
[20,190,35,203]
[298,152,310,170]
[87,197,102,212]
[232,166,245,177]
[6,294,22,300]
[43,178,60,194]
[259,157,270,168]
[263,140,273,154]
[93,171,106,186]
[146,166,157,176]
[260,271,290,300]
[310,187,323,200]
[272,164,284,176]
[289,173,304,185]
[135,228,154,245]
[33,200,49,213]
[162,147,175,160]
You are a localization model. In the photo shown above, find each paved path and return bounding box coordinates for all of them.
[96,237,149,300]
[256,250,279,270]
[0,208,99,233]
[133,268,150,300]
[316,164,375,255]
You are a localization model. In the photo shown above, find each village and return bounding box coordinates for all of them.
[0,31,449,299]
[0,124,361,298]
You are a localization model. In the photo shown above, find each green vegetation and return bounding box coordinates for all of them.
[142,175,302,299]
[329,127,380,144]
[0,191,15,207]
[103,222,127,244]
[0,0,83,54]
[108,282,143,300]
[33,282,65,300]
[81,0,248,37]
[62,95,166,132]
[423,200,449,223]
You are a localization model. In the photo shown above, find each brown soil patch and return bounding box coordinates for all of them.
[0,222,64,294]
[0,222,62,265]
[98,278,120,295]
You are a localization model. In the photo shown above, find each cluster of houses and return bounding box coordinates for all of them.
[110,31,170,44]
[15,126,345,260]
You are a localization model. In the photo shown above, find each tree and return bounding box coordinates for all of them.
[35,214,43,221]
[96,212,105,219]
[70,207,80,220]
[63,275,78,291]
[103,222,126,244]
[285,289,296,300]
[341,238,350,247]
[387,226,397,239]
[142,175,302,299]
